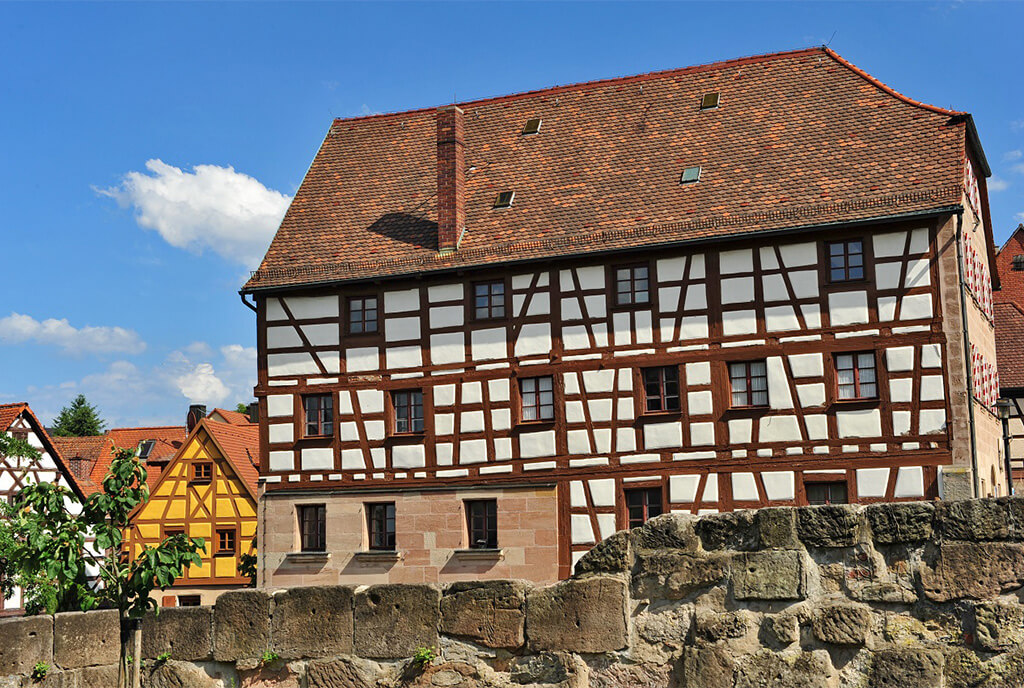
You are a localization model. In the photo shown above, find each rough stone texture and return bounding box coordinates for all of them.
[54,610,119,669]
[146,660,231,688]
[632,551,727,600]
[731,550,804,600]
[797,504,862,547]
[510,652,583,685]
[695,611,753,642]
[141,606,214,661]
[573,531,632,577]
[526,575,628,653]
[734,649,833,688]
[936,498,1016,541]
[696,510,758,551]
[0,615,52,676]
[271,585,354,659]
[212,589,272,662]
[439,580,527,649]
[631,513,699,551]
[306,656,383,688]
[973,601,1024,652]
[866,501,935,544]
[756,507,800,549]
[353,584,439,659]
[869,648,945,688]
[811,603,872,645]
[761,613,800,647]
[238,662,302,688]
[920,542,1024,601]
[679,647,735,688]
[78,665,119,688]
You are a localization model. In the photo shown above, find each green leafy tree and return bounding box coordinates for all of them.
[235,402,249,415]
[2,446,204,688]
[51,394,106,437]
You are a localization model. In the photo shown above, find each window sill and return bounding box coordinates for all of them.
[353,550,403,563]
[453,548,504,562]
[285,551,330,564]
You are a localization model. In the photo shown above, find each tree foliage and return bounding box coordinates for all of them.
[51,394,106,437]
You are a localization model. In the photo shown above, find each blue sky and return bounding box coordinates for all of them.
[1,1,1022,428]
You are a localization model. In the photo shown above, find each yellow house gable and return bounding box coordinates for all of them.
[126,422,257,586]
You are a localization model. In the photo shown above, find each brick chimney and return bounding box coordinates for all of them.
[187,404,206,433]
[436,105,466,254]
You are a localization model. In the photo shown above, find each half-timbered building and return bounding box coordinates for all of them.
[243,47,1001,584]
[0,403,87,615]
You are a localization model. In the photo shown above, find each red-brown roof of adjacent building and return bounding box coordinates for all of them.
[207,408,252,426]
[202,419,260,496]
[996,302,1024,390]
[244,46,982,292]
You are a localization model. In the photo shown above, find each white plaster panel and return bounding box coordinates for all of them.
[268,451,293,471]
[659,286,681,313]
[338,391,353,414]
[683,285,708,310]
[703,473,719,502]
[563,372,580,395]
[267,326,303,349]
[612,312,631,346]
[920,375,945,402]
[593,429,612,453]
[801,304,822,328]
[430,332,466,365]
[670,474,700,503]
[910,227,929,254]
[588,399,614,423]
[617,398,635,420]
[434,384,456,406]
[616,428,636,452]
[589,479,616,507]
[520,430,556,458]
[576,266,605,290]
[687,254,706,279]
[435,443,453,465]
[567,430,591,455]
[732,473,758,501]
[779,242,817,267]
[459,440,488,463]
[460,411,485,433]
[894,466,925,498]
[828,291,869,326]
[346,347,379,372]
[561,298,582,321]
[721,277,754,304]
[571,515,595,545]
[386,346,422,369]
[900,294,933,321]
[644,422,683,450]
[687,391,713,416]
[657,256,686,282]
[857,468,890,498]
[488,379,510,402]
[893,411,912,436]
[267,395,293,418]
[364,421,385,441]
[435,414,454,435]
[805,415,828,440]
[562,326,590,350]
[686,361,711,386]
[766,357,793,409]
[268,353,321,377]
[690,422,715,446]
[356,389,384,414]
[876,263,902,291]
[515,323,552,358]
[268,423,293,444]
[385,317,420,342]
[680,316,709,340]
[429,283,463,302]
[635,311,654,344]
[471,328,506,361]
[904,257,931,288]
[514,272,545,290]
[729,418,752,444]
[878,296,897,322]
[384,289,419,313]
[789,271,819,299]
[873,231,908,258]
[886,347,915,372]
[492,409,511,431]
[461,381,482,404]
[759,415,802,443]
[720,248,753,274]
[796,383,826,407]
[597,514,617,540]
[584,295,607,319]
[722,310,757,336]
[266,298,286,320]
[919,409,947,435]
[340,422,359,441]
[570,481,586,508]
[765,305,801,332]
[583,369,616,393]
[836,409,882,438]
[762,472,795,501]
[921,344,942,368]
[283,295,338,319]
[429,306,463,329]
[760,246,780,270]
[301,448,334,471]
[762,274,789,302]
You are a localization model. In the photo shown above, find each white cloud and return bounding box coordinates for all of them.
[989,175,1010,192]
[174,363,230,405]
[1012,120,1024,133]
[1013,163,1024,176]
[97,159,291,268]
[164,343,256,406]
[0,313,146,355]
[1005,150,1023,162]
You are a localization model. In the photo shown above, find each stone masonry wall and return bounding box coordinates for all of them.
[8,497,1024,686]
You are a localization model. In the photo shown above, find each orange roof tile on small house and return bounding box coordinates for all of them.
[244,46,990,293]
[91,425,186,492]
[207,408,253,426]
[202,419,260,495]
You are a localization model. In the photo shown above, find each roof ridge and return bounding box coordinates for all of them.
[329,46,824,126]
[108,425,184,432]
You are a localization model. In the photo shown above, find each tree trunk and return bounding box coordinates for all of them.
[133,621,142,688]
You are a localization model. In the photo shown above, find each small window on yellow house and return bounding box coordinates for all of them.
[164,527,185,541]
[216,529,237,556]
[191,462,213,483]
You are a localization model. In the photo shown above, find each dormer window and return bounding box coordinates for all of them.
[522,118,542,135]
[1013,255,1024,271]
[493,191,514,208]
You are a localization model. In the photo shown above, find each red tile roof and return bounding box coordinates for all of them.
[996,302,1024,390]
[995,224,1024,309]
[93,426,186,492]
[245,46,975,292]
[202,419,260,496]
[208,408,252,426]
[1,403,91,498]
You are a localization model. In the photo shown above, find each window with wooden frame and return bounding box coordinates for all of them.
[835,352,878,400]
[519,376,555,422]
[215,528,237,556]
[641,366,680,413]
[614,263,650,306]
[177,595,202,607]
[805,480,849,505]
[466,499,498,549]
[347,295,378,334]
[164,527,185,541]
[366,502,396,551]
[625,487,663,529]
[391,390,424,434]
[10,429,28,441]
[298,504,326,552]
[190,462,213,483]
[303,394,334,437]
[827,239,865,282]
[473,280,506,320]
[728,360,769,408]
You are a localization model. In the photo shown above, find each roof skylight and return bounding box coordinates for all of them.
[700,92,720,110]
[493,191,515,208]
[522,118,542,135]
[680,166,702,184]
[138,439,155,460]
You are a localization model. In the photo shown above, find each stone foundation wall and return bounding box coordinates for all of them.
[7,497,1024,686]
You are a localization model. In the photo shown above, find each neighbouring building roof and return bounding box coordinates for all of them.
[202,420,260,496]
[207,408,253,426]
[1,402,90,499]
[996,302,1024,391]
[996,224,1024,307]
[245,46,983,292]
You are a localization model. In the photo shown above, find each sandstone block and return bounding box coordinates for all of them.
[213,589,272,662]
[306,656,382,688]
[141,606,213,661]
[920,542,1024,602]
[973,601,1024,651]
[632,551,727,600]
[811,604,872,645]
[866,502,934,544]
[936,499,1015,541]
[679,647,734,688]
[574,531,632,576]
[54,610,119,669]
[761,614,800,647]
[695,611,752,642]
[756,507,799,549]
[271,585,354,659]
[797,504,862,547]
[146,659,226,688]
[510,652,583,685]
[734,649,833,688]
[732,550,804,600]
[696,510,758,551]
[78,665,119,688]
[632,512,699,551]
[0,615,52,675]
[869,648,944,688]
[353,584,439,659]
[440,580,527,649]
[526,575,628,653]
